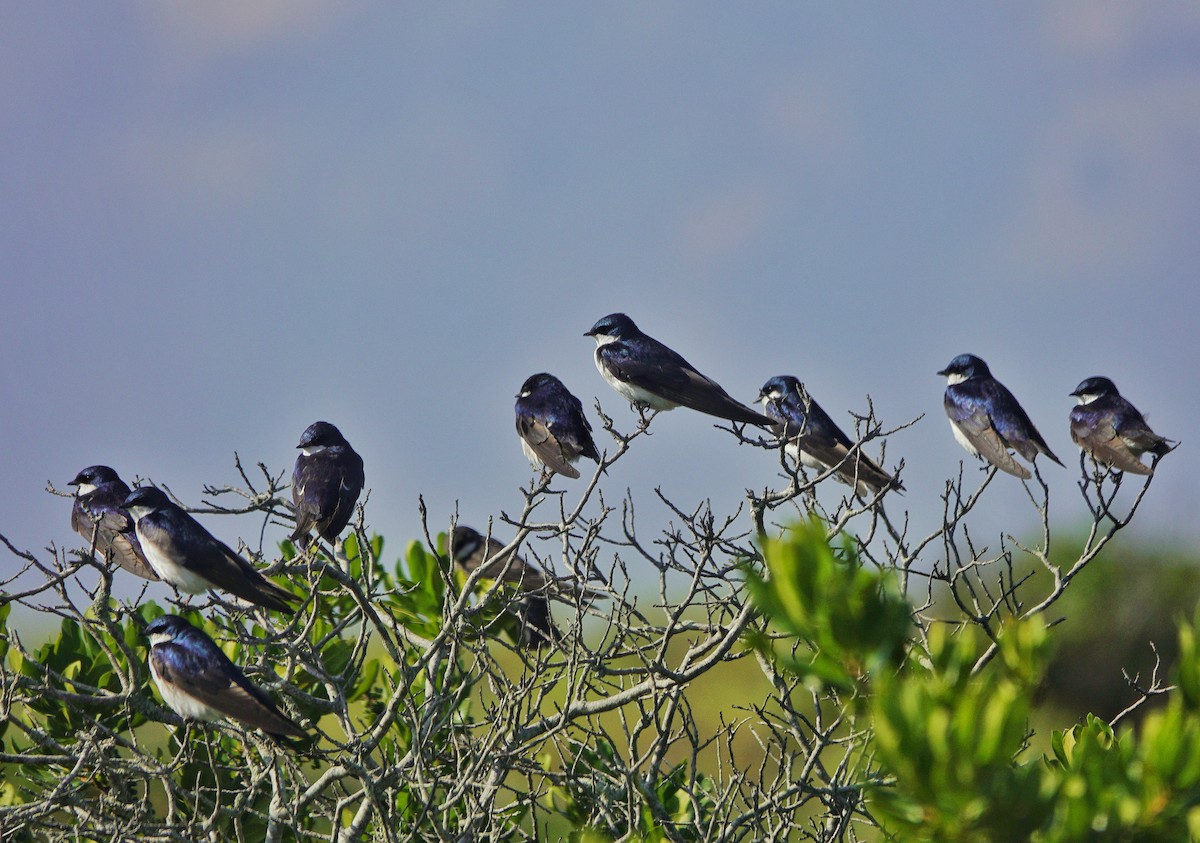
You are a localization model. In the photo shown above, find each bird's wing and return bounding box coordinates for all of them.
[154,510,296,613]
[1072,413,1152,475]
[946,393,1031,478]
[984,381,1063,466]
[517,415,580,478]
[601,343,773,425]
[292,451,364,542]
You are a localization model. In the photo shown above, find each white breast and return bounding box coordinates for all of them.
[949,420,981,457]
[137,530,213,594]
[150,659,223,722]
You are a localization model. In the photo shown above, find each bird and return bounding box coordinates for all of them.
[289,421,365,547]
[144,614,307,740]
[68,466,158,581]
[938,354,1064,479]
[122,486,298,614]
[585,313,775,427]
[449,525,601,649]
[515,373,601,480]
[1069,376,1176,476]
[756,376,902,495]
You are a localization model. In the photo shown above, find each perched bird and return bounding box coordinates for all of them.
[123,487,297,614]
[68,466,158,581]
[585,313,775,427]
[938,354,1064,479]
[1069,377,1176,476]
[289,421,365,547]
[756,376,902,496]
[515,373,601,480]
[144,614,306,740]
[450,526,600,649]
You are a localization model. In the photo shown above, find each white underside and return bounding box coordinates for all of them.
[151,660,222,722]
[594,353,677,410]
[137,530,212,593]
[520,438,543,467]
[949,420,981,457]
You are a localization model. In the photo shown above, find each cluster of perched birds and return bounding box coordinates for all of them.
[66,313,1177,742]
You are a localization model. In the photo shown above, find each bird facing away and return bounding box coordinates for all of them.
[1069,377,1176,476]
[515,373,601,480]
[756,376,902,496]
[69,465,158,581]
[290,421,365,547]
[144,614,307,740]
[450,526,601,649]
[585,313,775,427]
[123,486,297,614]
[938,354,1064,479]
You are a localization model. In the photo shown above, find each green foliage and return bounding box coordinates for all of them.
[869,620,1057,842]
[744,514,912,691]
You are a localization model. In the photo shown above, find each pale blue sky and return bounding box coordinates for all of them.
[3,3,1198,592]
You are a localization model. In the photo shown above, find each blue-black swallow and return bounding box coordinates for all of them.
[290,421,365,547]
[123,487,297,614]
[1069,376,1176,476]
[585,313,775,426]
[756,376,902,495]
[450,526,603,649]
[938,354,1064,479]
[515,373,601,480]
[69,465,158,581]
[144,614,306,739]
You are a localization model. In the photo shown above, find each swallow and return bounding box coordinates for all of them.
[1069,376,1176,476]
[289,421,365,547]
[450,526,602,649]
[122,486,297,614]
[938,353,1064,479]
[144,614,306,739]
[756,376,902,495]
[585,313,775,426]
[68,465,158,581]
[515,373,601,480]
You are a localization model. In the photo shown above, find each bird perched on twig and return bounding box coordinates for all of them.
[144,614,307,740]
[123,486,298,614]
[1069,376,1176,476]
[757,376,902,496]
[938,354,1063,479]
[585,313,775,427]
[289,421,365,547]
[515,373,601,480]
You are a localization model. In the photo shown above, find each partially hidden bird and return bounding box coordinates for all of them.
[757,376,902,495]
[449,525,602,649]
[69,465,158,581]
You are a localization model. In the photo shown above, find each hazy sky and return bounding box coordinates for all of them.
[3,3,1198,596]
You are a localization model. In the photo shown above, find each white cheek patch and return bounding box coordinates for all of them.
[1076,393,1100,405]
[75,483,98,496]
[945,373,968,386]
[301,445,327,456]
[591,334,619,347]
